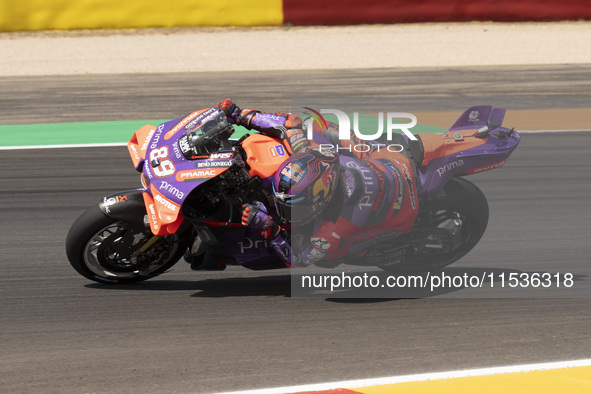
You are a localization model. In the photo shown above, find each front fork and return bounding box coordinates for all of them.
[99,189,194,274]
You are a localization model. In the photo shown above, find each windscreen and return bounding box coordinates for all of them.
[179,112,233,159]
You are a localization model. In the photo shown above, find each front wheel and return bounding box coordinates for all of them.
[380,177,489,273]
[66,204,190,284]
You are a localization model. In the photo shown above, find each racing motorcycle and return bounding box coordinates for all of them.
[66,105,520,283]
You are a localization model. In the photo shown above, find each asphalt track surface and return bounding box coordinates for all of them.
[1,65,590,393]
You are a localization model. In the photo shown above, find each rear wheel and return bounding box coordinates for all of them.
[379,177,489,273]
[66,205,190,284]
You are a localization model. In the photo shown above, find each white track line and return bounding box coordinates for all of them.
[0,129,588,151]
[217,358,591,394]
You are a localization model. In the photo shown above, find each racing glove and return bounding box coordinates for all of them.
[241,201,293,266]
[216,99,242,123]
[241,201,280,240]
[216,99,259,126]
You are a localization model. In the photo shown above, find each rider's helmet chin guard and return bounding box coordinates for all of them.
[179,111,234,159]
[272,149,339,226]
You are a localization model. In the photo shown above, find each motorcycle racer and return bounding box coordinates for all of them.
[217,99,419,267]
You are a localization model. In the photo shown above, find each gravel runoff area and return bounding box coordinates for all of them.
[1,22,590,76]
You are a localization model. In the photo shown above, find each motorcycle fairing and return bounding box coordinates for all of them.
[241,133,288,179]
[142,185,184,236]
[419,130,488,168]
[220,228,287,270]
[190,224,286,269]
[128,111,239,237]
[416,106,520,201]
[448,105,505,132]
[163,107,219,141]
[127,124,157,171]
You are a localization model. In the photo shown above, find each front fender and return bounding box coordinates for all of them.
[98,189,146,225]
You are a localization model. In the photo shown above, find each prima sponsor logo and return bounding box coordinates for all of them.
[238,237,269,254]
[345,160,374,209]
[303,108,418,141]
[158,181,184,200]
[149,124,165,150]
[436,159,465,177]
[172,140,183,159]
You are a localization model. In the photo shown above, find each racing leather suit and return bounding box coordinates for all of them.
[223,101,419,267]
